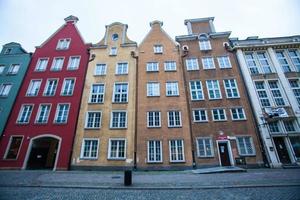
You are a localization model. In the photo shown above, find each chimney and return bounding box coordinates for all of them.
[64,15,79,24]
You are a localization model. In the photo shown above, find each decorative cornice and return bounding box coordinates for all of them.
[175,31,231,42]
[184,17,214,25]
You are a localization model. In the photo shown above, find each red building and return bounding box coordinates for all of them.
[0,16,90,170]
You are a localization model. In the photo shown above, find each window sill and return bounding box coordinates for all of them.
[169,160,185,163]
[147,161,163,164]
[193,121,209,123]
[147,126,162,128]
[88,102,104,104]
[80,158,98,160]
[166,95,180,97]
[109,127,127,130]
[107,158,126,161]
[168,126,182,128]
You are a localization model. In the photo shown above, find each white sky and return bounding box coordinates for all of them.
[0,0,299,52]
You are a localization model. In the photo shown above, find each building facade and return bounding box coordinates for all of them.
[136,21,193,169]
[175,18,264,168]
[230,35,300,167]
[0,43,31,136]
[71,22,137,170]
[0,16,90,170]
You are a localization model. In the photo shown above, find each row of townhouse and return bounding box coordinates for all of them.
[0,16,299,170]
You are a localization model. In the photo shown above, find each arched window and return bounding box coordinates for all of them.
[198,34,211,51]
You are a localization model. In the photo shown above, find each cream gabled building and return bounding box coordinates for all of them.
[71,22,137,169]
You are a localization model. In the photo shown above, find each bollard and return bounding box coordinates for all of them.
[124,170,132,186]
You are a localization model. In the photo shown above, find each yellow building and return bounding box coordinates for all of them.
[71,22,137,169]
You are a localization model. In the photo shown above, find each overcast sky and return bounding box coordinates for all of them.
[0,0,299,52]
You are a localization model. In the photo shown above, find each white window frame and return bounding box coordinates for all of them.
[0,83,12,97]
[267,80,286,106]
[89,83,105,103]
[115,62,128,75]
[112,82,128,103]
[110,47,117,56]
[146,62,159,72]
[288,49,300,72]
[289,79,300,107]
[199,40,212,51]
[276,51,292,73]
[193,109,208,122]
[206,80,222,100]
[3,135,24,160]
[35,58,49,72]
[53,103,70,124]
[43,79,58,96]
[7,64,20,75]
[212,109,227,121]
[147,82,160,97]
[50,57,64,71]
[35,104,51,124]
[67,56,80,70]
[202,57,215,69]
[110,111,127,129]
[85,111,102,129]
[167,111,182,128]
[0,65,5,74]
[95,63,107,75]
[230,107,246,121]
[154,45,163,54]
[166,82,179,96]
[256,51,273,74]
[169,140,185,162]
[255,81,271,107]
[26,79,42,96]
[236,136,256,156]
[196,137,214,157]
[223,79,240,98]
[217,56,232,69]
[164,61,176,71]
[147,111,161,128]
[80,138,99,159]
[186,58,199,71]
[189,80,204,101]
[56,38,71,50]
[16,104,34,124]
[147,140,163,163]
[108,138,126,160]
[61,78,75,96]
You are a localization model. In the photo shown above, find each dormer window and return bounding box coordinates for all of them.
[199,34,211,51]
[56,39,71,50]
[110,47,117,56]
[154,45,163,54]
[4,48,12,54]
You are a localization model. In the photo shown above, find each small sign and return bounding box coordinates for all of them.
[217,135,228,140]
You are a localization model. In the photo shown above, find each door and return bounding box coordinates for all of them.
[218,142,231,166]
[273,137,291,164]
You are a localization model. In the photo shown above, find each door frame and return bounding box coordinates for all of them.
[216,140,234,166]
[272,136,294,164]
[22,134,61,171]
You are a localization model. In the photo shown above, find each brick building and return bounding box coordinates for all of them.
[175,18,264,168]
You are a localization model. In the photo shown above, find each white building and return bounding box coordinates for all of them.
[230,35,300,168]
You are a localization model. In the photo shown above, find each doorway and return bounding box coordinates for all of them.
[218,142,231,166]
[273,137,291,164]
[26,137,59,170]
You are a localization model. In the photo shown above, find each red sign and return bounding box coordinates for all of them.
[217,135,228,140]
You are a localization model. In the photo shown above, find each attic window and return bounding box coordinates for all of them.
[56,38,71,50]
[199,34,211,51]
[4,48,12,54]
[154,45,163,54]
[112,34,119,41]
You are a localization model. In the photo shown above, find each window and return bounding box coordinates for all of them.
[56,38,70,50]
[255,81,271,107]
[197,138,213,157]
[283,121,297,133]
[169,140,185,162]
[0,65,5,74]
[35,58,48,71]
[168,111,182,127]
[166,82,179,96]
[7,64,20,75]
[268,80,285,106]
[147,140,162,162]
[147,82,160,96]
[289,79,300,106]
[237,137,255,156]
[288,50,300,72]
[290,136,300,160]
[110,47,117,56]
[146,62,159,72]
[147,111,161,128]
[61,78,75,96]
[112,33,119,41]
[244,53,259,74]
[217,56,232,69]
[108,139,126,159]
[231,108,246,120]
[186,58,199,71]
[212,109,226,121]
[17,105,33,123]
[89,84,105,103]
[116,62,128,75]
[276,51,291,72]
[193,109,208,122]
[80,139,99,159]
[110,111,127,128]
[4,136,23,159]
[95,64,107,75]
[67,56,80,70]
[257,52,272,73]
[206,80,221,99]
[113,83,128,103]
[0,84,12,97]
[154,45,163,54]
[26,80,41,96]
[202,57,215,69]
[199,40,211,51]
[4,48,12,54]
[35,104,51,124]
[43,79,58,96]
[268,121,281,133]
[54,104,70,123]
[85,111,102,128]
[224,79,240,98]
[189,81,204,100]
[51,57,64,71]
[164,61,176,71]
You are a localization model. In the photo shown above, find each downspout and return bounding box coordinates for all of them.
[178,45,196,168]
[131,50,138,170]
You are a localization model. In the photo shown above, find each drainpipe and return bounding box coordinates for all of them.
[131,50,138,170]
[178,45,196,168]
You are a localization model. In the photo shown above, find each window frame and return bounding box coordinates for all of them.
[153,45,163,54]
[147,82,160,97]
[186,58,199,71]
[110,111,128,129]
[34,57,49,72]
[16,104,34,124]
[89,83,105,104]
[230,107,246,121]
[166,81,179,96]
[167,111,182,128]
[147,111,161,128]
[202,57,215,70]
[189,80,204,101]
[35,104,52,124]
[60,78,76,96]
[147,140,163,163]
[217,56,232,69]
[56,38,71,50]
[50,57,65,71]
[236,136,256,156]
[169,139,185,162]
[110,47,117,56]
[112,82,128,103]
[80,138,99,160]
[26,79,42,97]
[0,83,12,97]
[206,80,222,100]
[108,138,126,160]
[67,56,81,70]
[94,63,107,76]
[7,64,20,75]
[146,62,159,72]
[115,62,129,75]
[211,108,227,121]
[196,137,214,158]
[192,109,208,122]
[164,61,177,71]
[3,135,24,160]
[84,111,102,129]
[53,103,70,124]
[223,79,240,99]
[43,78,59,96]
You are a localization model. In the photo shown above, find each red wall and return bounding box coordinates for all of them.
[0,21,90,170]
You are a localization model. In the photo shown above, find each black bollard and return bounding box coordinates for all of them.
[124,170,132,186]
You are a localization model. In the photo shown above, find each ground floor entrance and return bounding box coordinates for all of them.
[26,137,59,170]
[273,137,291,165]
[217,141,233,166]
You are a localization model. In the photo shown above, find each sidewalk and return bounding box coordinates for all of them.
[0,168,299,189]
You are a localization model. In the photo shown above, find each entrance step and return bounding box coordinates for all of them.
[192,166,246,174]
[282,163,300,169]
